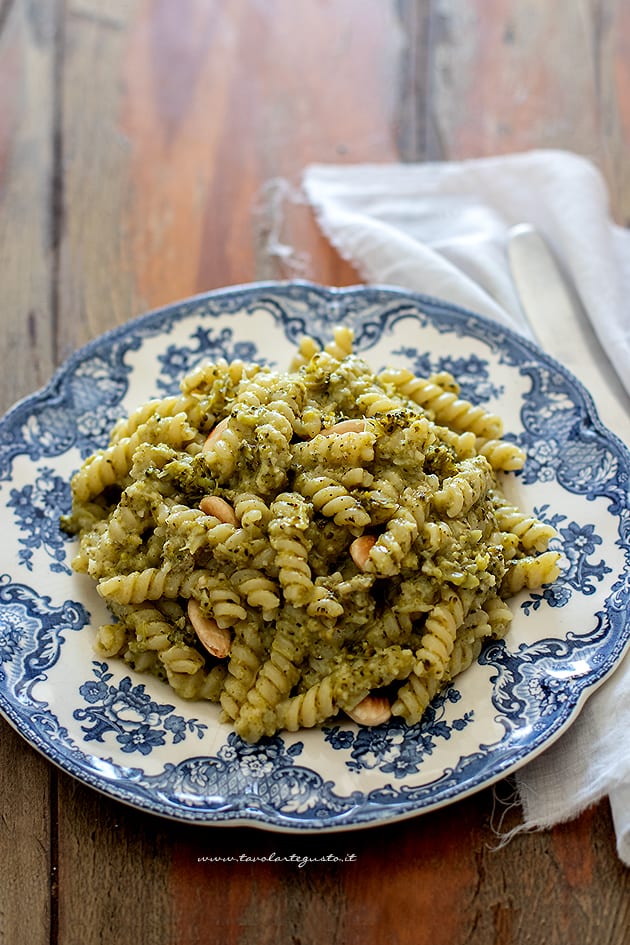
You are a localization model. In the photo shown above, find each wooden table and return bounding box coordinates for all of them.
[1,2,629,943]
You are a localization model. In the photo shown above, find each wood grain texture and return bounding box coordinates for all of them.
[427,0,630,221]
[119,0,403,302]
[1,1,630,943]
[161,791,630,945]
[601,0,630,222]
[0,0,57,411]
[55,778,172,945]
[52,6,172,944]
[55,0,139,362]
[0,3,59,944]
[0,724,51,945]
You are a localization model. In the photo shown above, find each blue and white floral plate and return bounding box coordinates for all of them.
[1,282,629,832]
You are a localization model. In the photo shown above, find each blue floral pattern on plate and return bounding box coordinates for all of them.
[75,661,208,755]
[0,282,628,831]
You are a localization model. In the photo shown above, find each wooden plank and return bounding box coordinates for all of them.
[0,724,52,945]
[0,2,59,944]
[56,0,401,362]
[55,778,172,945]
[429,0,630,222]
[396,0,444,161]
[52,5,171,944]
[54,0,141,364]
[166,821,362,945]
[0,0,57,411]
[597,0,630,223]
[118,0,404,303]
[158,791,630,945]
[429,0,600,157]
[334,795,629,945]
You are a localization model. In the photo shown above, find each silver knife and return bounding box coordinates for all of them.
[507,223,630,441]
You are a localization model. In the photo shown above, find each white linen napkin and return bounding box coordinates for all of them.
[302,150,630,865]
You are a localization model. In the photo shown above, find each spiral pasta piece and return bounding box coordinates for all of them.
[220,618,268,720]
[288,334,321,371]
[202,416,244,481]
[234,630,304,742]
[234,492,272,529]
[97,566,208,604]
[293,428,376,469]
[114,602,175,652]
[162,655,227,701]
[448,637,484,678]
[501,551,562,596]
[94,622,129,658]
[109,393,201,444]
[295,473,371,530]
[477,437,526,471]
[161,503,237,554]
[324,325,354,360]
[483,595,514,639]
[391,670,441,725]
[72,414,198,503]
[381,367,503,439]
[364,506,419,577]
[493,500,557,552]
[230,568,281,617]
[356,386,403,417]
[159,643,206,676]
[199,574,248,628]
[306,584,345,620]
[278,674,337,732]
[268,493,314,605]
[415,592,465,678]
[433,455,494,518]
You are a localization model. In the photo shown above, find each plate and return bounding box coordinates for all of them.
[1,282,629,832]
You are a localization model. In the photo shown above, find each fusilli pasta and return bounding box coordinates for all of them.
[62,325,562,742]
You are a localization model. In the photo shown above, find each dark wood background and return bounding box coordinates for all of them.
[1,2,629,943]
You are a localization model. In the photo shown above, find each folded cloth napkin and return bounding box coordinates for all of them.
[302,150,630,865]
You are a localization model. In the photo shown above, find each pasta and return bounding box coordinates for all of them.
[62,327,562,743]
